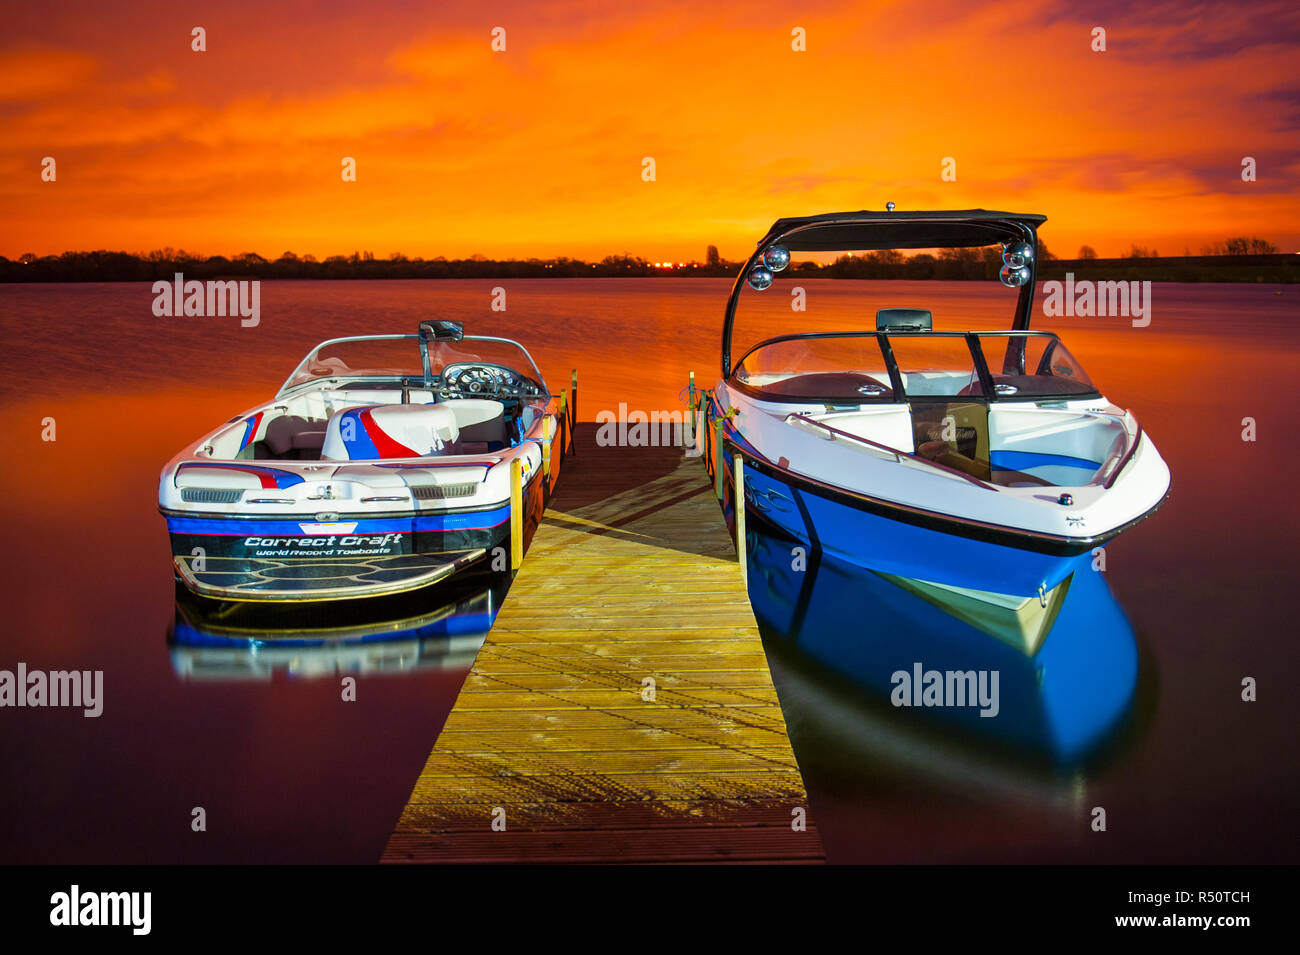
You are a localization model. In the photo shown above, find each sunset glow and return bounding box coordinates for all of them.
[2,0,1297,260]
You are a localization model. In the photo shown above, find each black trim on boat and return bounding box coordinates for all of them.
[725,437,1170,558]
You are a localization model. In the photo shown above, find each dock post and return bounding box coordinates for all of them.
[570,369,578,455]
[510,457,524,570]
[560,389,569,456]
[713,418,724,500]
[701,391,712,477]
[542,414,554,487]
[684,370,695,450]
[734,453,747,584]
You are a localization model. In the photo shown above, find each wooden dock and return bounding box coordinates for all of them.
[382,422,823,864]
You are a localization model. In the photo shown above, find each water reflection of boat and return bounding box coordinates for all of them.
[168,574,503,680]
[746,526,1139,766]
[762,635,1090,813]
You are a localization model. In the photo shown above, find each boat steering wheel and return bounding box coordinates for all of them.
[442,363,501,396]
[439,362,541,399]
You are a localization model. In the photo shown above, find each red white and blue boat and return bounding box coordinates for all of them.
[159,322,561,602]
[707,209,1171,604]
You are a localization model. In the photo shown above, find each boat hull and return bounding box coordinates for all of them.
[714,425,1157,599]
[163,477,542,602]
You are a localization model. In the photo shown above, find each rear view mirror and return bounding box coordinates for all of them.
[876,308,932,332]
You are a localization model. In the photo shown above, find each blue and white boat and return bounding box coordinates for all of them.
[707,209,1171,602]
[159,321,561,602]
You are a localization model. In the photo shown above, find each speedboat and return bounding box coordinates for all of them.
[706,208,1171,602]
[159,321,561,602]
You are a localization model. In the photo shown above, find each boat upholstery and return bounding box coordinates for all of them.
[321,404,459,460]
[770,371,893,399]
[441,398,508,449]
[264,415,328,457]
[959,374,1095,398]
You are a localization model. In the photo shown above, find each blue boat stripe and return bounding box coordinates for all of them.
[415,505,509,531]
[340,408,380,459]
[990,450,1100,472]
[168,517,412,535]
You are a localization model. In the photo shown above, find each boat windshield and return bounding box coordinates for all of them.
[731,332,1097,402]
[974,332,1097,398]
[733,336,896,400]
[280,334,547,394]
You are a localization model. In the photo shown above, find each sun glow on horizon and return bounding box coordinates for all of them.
[1,0,1297,261]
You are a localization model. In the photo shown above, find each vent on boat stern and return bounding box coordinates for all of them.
[411,482,477,500]
[181,487,244,504]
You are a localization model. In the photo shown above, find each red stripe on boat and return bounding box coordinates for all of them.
[360,408,420,458]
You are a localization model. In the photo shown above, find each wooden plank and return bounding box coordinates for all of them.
[383,429,823,864]
[437,707,792,733]
[443,688,782,709]
[394,798,807,832]
[426,732,790,753]
[460,668,783,689]
[413,749,800,777]
[401,774,810,808]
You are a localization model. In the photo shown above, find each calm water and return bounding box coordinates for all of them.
[0,278,1295,863]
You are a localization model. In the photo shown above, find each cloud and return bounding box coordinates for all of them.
[0,46,97,101]
[0,0,1296,258]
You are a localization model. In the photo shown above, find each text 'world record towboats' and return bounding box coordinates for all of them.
[707,208,1171,605]
[159,321,559,602]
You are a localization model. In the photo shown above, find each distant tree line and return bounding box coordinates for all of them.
[1199,237,1278,255]
[0,238,1291,283]
[822,244,1057,280]
[0,248,744,282]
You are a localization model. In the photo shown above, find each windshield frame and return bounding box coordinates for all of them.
[728,330,1099,404]
[720,210,1045,378]
[276,333,548,398]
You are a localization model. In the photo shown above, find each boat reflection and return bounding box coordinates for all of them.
[168,572,506,681]
[746,525,1145,770]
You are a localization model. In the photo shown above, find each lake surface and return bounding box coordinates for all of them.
[0,278,1295,863]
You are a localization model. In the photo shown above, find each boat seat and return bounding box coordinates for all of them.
[440,398,509,449]
[321,404,459,460]
[959,374,1096,398]
[772,372,893,399]
[264,415,328,457]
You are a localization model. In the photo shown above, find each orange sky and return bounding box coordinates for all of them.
[2,0,1297,260]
